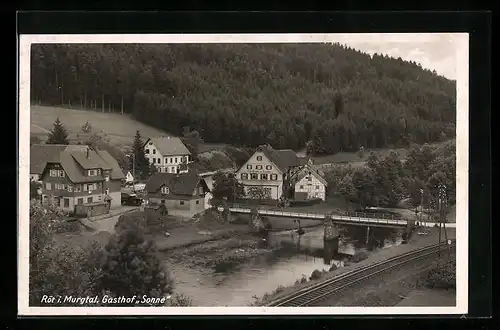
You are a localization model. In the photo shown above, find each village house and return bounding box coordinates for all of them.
[145,172,209,213]
[290,160,328,201]
[30,144,68,182]
[31,144,125,212]
[143,136,191,174]
[235,144,307,200]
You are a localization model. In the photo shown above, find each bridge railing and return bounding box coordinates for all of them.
[225,207,409,226]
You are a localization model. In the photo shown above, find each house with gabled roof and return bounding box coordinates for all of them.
[235,144,305,200]
[32,144,125,212]
[145,172,209,213]
[291,160,328,201]
[143,136,191,174]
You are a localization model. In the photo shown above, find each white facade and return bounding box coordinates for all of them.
[294,171,327,201]
[144,140,190,174]
[125,171,134,183]
[30,174,41,182]
[236,150,284,200]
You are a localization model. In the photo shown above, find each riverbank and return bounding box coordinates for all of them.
[255,226,456,305]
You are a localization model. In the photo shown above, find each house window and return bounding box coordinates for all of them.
[77,198,83,205]
[105,188,109,195]
[87,197,93,203]
[63,198,70,208]
[256,156,263,161]
[158,158,161,164]
[180,201,185,205]
[270,174,278,181]
[153,158,156,164]
[266,165,272,170]
[167,167,171,173]
[241,173,248,180]
[316,185,320,190]
[196,200,199,205]
[256,165,263,170]
[250,173,258,180]
[247,165,252,170]
[67,185,73,192]
[165,158,168,163]
[88,169,98,176]
[161,186,170,194]
[105,175,110,181]
[145,149,150,154]
[300,185,304,189]
[175,157,178,163]
[55,183,63,190]
[153,149,156,154]
[58,170,65,177]
[149,142,153,145]
[45,183,51,190]
[75,185,82,192]
[261,174,268,180]
[170,158,173,163]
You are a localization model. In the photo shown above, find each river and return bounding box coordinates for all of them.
[164,225,404,306]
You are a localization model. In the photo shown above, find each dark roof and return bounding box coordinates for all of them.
[293,164,328,186]
[145,136,191,156]
[30,144,71,174]
[34,144,125,183]
[95,149,125,180]
[257,145,301,173]
[146,172,206,196]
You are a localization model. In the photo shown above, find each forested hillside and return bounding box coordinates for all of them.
[31,44,456,155]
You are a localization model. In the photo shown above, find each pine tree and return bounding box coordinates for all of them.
[46,117,69,145]
[131,130,150,180]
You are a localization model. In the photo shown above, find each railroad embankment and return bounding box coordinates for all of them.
[252,226,456,306]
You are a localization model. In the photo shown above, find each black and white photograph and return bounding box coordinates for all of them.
[18,33,468,315]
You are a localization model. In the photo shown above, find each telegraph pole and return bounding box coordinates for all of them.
[420,188,425,228]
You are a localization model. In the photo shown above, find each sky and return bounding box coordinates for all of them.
[327,33,459,80]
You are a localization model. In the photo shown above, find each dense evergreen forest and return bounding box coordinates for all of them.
[31,44,456,155]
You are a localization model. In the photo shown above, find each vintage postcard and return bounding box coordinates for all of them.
[18,33,469,315]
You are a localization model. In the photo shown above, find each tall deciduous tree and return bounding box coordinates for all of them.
[99,216,174,306]
[29,202,103,306]
[212,171,245,202]
[46,117,69,145]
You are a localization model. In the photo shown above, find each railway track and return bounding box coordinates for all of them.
[267,239,456,307]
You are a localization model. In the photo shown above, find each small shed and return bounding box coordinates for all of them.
[75,202,110,218]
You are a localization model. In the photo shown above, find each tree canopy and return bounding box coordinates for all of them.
[31,44,456,155]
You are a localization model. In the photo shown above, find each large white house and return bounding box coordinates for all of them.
[235,144,306,200]
[143,136,192,174]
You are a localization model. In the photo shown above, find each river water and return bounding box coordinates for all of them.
[165,225,404,306]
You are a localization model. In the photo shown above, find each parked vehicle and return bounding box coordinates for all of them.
[121,192,143,206]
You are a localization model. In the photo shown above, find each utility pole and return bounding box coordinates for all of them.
[420,188,425,228]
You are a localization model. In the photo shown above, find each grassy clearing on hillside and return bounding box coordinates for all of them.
[30,105,231,151]
[31,105,169,146]
[312,147,411,165]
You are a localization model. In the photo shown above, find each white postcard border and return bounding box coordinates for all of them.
[18,33,469,316]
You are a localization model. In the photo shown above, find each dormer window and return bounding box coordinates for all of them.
[256,156,263,161]
[88,169,98,176]
[149,142,153,145]
[153,149,156,154]
[161,186,170,195]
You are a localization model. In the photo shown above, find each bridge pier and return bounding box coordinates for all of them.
[323,216,340,265]
[365,226,371,245]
